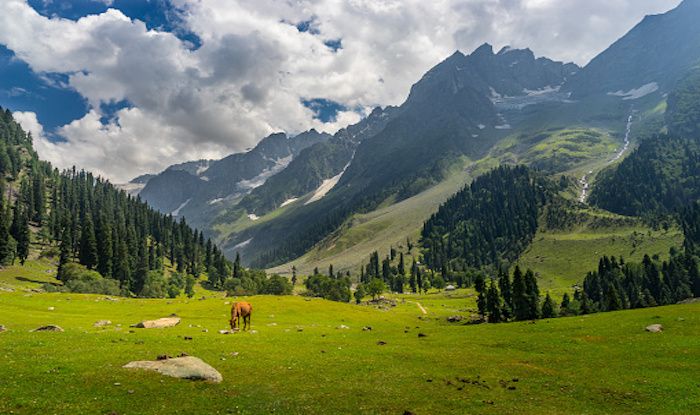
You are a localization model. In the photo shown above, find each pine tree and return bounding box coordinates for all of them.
[14,207,30,265]
[541,293,557,319]
[511,266,529,321]
[409,258,417,293]
[498,269,513,319]
[524,269,540,319]
[486,281,503,323]
[398,252,405,276]
[57,227,72,281]
[233,252,242,279]
[79,215,98,270]
[560,292,571,316]
[96,215,113,278]
[291,265,297,286]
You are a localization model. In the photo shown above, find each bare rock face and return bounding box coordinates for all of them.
[132,317,181,329]
[32,325,64,332]
[123,356,222,383]
[645,324,663,333]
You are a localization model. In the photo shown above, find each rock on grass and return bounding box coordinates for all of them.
[131,317,180,329]
[123,356,222,383]
[645,324,663,333]
[32,325,64,332]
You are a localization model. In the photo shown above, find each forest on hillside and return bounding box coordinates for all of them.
[0,107,234,297]
[421,165,549,273]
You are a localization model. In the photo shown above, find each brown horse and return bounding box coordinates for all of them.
[229,301,253,331]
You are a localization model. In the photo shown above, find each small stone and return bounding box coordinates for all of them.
[418,333,427,338]
[645,324,663,333]
[93,320,112,327]
[0,325,6,333]
[32,325,64,332]
[218,330,231,335]
[249,330,258,334]
[202,329,208,333]
[128,390,134,394]
[337,325,350,330]
[362,326,372,331]
[377,341,387,346]
[184,336,193,340]
[447,315,463,323]
[113,382,121,386]
[47,307,55,311]
[230,352,239,357]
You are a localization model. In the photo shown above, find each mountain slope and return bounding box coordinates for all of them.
[566,0,700,98]
[227,45,579,267]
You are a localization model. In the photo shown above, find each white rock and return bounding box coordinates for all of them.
[645,324,663,333]
[132,317,181,329]
[123,356,222,383]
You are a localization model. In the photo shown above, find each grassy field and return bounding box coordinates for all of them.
[1,279,699,415]
[518,225,683,294]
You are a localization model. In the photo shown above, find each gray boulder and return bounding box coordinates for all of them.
[132,317,180,329]
[645,324,663,333]
[32,325,64,332]
[123,356,222,383]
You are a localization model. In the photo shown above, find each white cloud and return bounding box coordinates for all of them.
[0,0,682,182]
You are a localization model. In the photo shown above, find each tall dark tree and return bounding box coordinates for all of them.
[79,215,98,270]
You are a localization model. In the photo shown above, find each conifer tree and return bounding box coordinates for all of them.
[511,266,529,321]
[524,269,540,319]
[79,215,98,270]
[486,281,503,323]
[541,293,557,319]
[498,269,513,319]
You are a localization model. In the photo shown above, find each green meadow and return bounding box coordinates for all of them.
[1,272,699,415]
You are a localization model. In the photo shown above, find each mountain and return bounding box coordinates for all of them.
[137,129,331,224]
[224,44,579,267]
[566,0,700,99]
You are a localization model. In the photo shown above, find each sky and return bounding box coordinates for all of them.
[0,0,683,183]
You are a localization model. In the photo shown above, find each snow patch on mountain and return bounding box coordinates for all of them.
[172,198,191,216]
[233,238,253,250]
[280,197,298,207]
[305,152,355,205]
[237,155,293,190]
[608,82,659,100]
[208,198,224,205]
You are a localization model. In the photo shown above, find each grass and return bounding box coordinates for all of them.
[1,274,699,414]
[518,226,683,293]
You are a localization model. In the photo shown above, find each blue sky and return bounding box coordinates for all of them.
[1,0,202,137]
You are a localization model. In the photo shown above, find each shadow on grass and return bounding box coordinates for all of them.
[15,276,60,286]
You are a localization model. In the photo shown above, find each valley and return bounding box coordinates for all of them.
[1,1,700,414]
